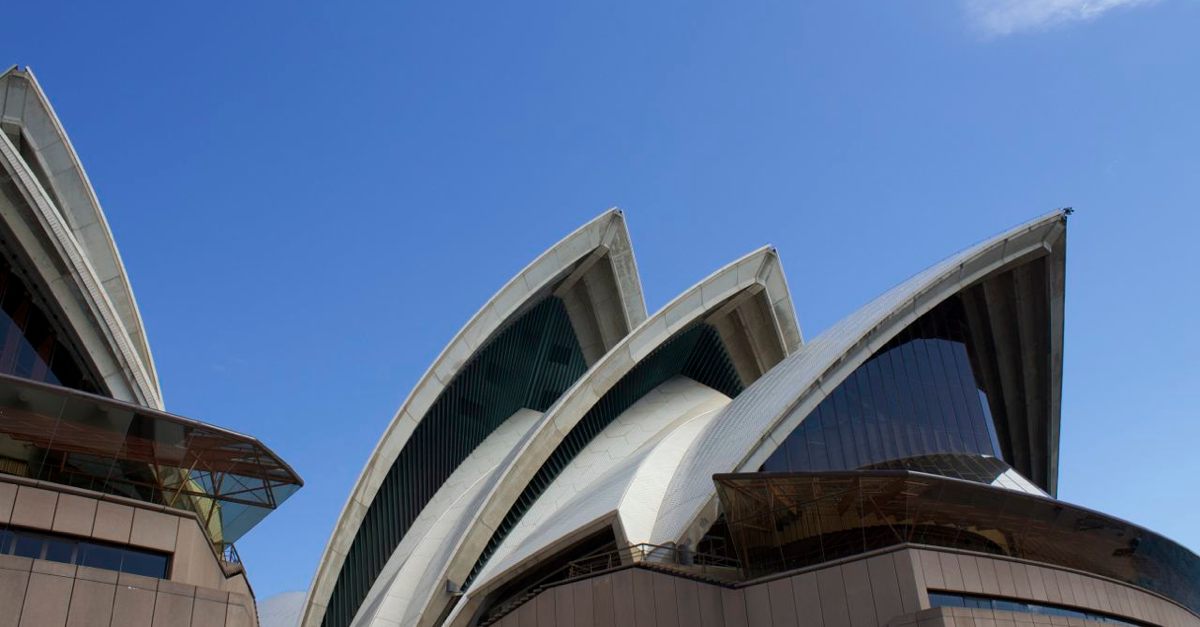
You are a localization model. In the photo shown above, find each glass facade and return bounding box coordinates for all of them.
[0,254,99,394]
[763,297,1003,478]
[324,296,589,627]
[0,526,169,579]
[929,592,1145,626]
[860,452,1044,495]
[466,322,744,587]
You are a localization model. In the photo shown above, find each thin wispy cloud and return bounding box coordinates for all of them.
[964,0,1159,37]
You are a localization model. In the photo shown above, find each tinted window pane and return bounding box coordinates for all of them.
[12,535,42,559]
[42,537,75,564]
[0,528,168,579]
[762,295,1006,484]
[0,255,100,392]
[79,542,124,572]
[938,593,965,607]
[326,297,592,627]
[120,549,169,579]
[927,592,1147,627]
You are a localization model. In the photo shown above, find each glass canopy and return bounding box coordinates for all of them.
[714,471,1199,615]
[0,373,302,546]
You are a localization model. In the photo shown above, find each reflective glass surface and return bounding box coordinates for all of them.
[715,472,1200,615]
[326,297,588,627]
[861,452,1045,495]
[43,536,75,563]
[763,297,1002,478]
[864,452,1010,481]
[929,593,1144,626]
[0,253,99,393]
[0,526,169,578]
[0,373,302,546]
[467,322,744,588]
[118,546,171,578]
[78,542,124,572]
[13,533,42,559]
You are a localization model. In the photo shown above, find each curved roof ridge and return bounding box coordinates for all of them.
[471,377,730,589]
[759,244,804,348]
[302,209,646,627]
[650,209,1069,548]
[355,408,544,627]
[444,399,726,627]
[404,244,799,626]
[4,67,161,403]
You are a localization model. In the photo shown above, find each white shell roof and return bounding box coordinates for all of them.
[0,66,161,406]
[473,376,729,589]
[310,208,1073,627]
[356,409,543,627]
[650,210,1069,548]
[304,209,647,626]
[442,378,727,627]
[413,245,800,626]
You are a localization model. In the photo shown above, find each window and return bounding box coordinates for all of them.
[42,536,75,563]
[0,526,169,579]
[118,547,171,578]
[0,254,100,393]
[326,297,589,627]
[762,296,1004,479]
[78,542,123,572]
[929,592,1145,626]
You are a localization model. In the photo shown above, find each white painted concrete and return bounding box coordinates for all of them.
[304,210,647,627]
[0,66,161,407]
[411,245,799,626]
[650,210,1068,551]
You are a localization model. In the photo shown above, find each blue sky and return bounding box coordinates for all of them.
[3,1,1197,601]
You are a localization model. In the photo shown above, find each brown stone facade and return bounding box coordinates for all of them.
[490,547,1199,627]
[0,476,258,627]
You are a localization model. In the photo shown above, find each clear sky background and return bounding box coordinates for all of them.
[2,0,1197,602]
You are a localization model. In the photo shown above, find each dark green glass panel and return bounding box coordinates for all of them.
[466,323,743,586]
[323,296,587,627]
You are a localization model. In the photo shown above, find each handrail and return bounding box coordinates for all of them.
[221,543,242,565]
[479,543,740,625]
[217,542,247,578]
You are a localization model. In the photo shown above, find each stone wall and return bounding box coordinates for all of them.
[0,554,256,627]
[491,547,1199,627]
[0,476,259,627]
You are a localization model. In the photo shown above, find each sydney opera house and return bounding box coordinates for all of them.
[0,66,301,626]
[0,63,1195,627]
[304,209,1198,627]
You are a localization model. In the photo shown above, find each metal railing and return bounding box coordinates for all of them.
[216,542,249,578]
[220,542,242,565]
[480,543,741,625]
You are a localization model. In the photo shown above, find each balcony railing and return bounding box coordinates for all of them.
[218,542,246,577]
[480,543,740,625]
